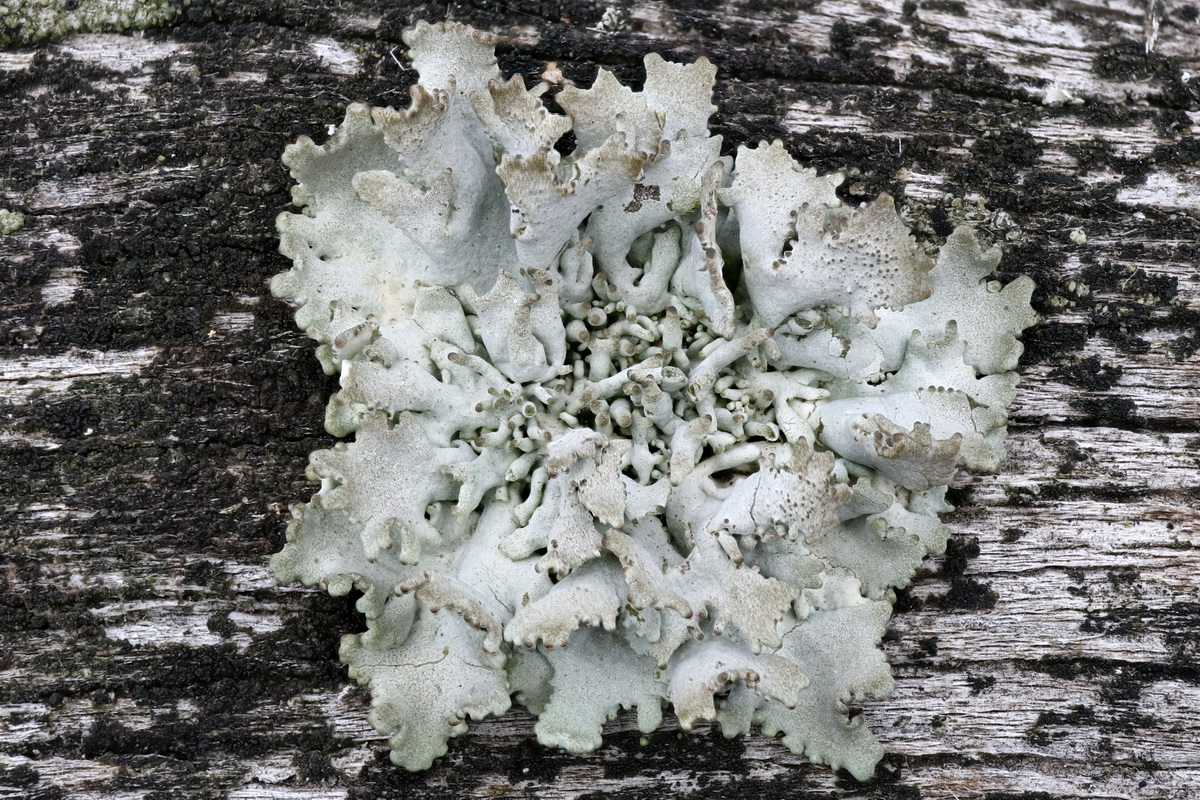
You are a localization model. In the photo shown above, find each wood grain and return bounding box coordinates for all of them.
[1,1,1197,798]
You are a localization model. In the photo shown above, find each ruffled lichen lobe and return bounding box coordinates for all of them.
[270,20,1035,781]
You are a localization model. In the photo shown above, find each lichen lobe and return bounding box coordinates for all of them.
[271,20,1034,781]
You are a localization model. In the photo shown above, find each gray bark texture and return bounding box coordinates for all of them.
[1,1,1198,798]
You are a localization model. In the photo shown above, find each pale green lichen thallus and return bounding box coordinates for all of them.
[270,20,1036,780]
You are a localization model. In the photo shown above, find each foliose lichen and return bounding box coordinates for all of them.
[270,21,1036,780]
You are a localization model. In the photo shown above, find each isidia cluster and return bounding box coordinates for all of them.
[271,20,1035,780]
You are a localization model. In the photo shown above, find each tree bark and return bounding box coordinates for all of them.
[1,1,1198,798]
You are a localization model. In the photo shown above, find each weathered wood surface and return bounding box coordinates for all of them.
[1,1,1197,798]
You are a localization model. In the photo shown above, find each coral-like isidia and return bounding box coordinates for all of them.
[271,21,1036,780]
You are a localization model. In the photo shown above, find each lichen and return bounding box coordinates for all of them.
[0,209,24,235]
[0,0,183,47]
[270,21,1036,780]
